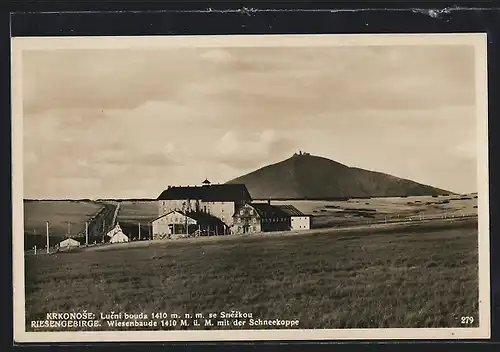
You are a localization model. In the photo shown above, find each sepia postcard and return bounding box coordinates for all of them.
[12,33,490,342]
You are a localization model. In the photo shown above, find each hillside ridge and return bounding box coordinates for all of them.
[226,153,453,199]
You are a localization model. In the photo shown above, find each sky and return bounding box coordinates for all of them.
[22,43,479,199]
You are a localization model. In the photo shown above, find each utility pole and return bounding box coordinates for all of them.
[85,222,88,246]
[46,221,49,254]
[138,222,141,240]
[102,219,106,243]
[148,223,151,240]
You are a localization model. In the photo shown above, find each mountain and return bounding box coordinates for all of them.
[225,153,453,200]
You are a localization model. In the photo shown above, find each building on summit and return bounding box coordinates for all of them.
[156,180,252,228]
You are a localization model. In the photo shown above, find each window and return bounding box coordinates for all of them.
[253,226,256,231]
[253,218,257,224]
[240,209,244,215]
[249,209,254,215]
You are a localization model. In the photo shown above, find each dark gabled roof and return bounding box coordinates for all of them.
[275,205,308,216]
[185,211,226,227]
[152,210,226,227]
[247,203,289,218]
[151,210,188,223]
[158,184,252,202]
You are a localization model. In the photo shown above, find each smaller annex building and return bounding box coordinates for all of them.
[58,238,80,250]
[106,223,129,243]
[232,202,290,234]
[151,210,227,240]
[275,205,311,230]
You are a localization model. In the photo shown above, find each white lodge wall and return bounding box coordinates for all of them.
[202,201,235,226]
[158,200,199,216]
[157,200,237,227]
[152,216,171,237]
[152,211,197,239]
[291,216,310,230]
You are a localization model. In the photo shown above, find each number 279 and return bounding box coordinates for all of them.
[461,316,474,324]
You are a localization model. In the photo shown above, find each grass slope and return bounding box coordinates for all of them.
[227,154,452,199]
[115,200,158,239]
[24,200,103,239]
[25,218,478,330]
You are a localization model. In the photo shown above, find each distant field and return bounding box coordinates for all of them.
[25,217,479,330]
[115,200,158,239]
[116,200,158,225]
[24,200,104,239]
[269,194,478,228]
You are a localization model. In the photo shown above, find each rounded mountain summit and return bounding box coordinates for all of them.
[225,152,452,200]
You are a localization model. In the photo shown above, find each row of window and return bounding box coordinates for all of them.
[263,217,287,223]
[235,217,288,224]
[237,226,257,231]
[236,218,257,224]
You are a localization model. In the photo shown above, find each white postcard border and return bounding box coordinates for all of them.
[11,33,491,343]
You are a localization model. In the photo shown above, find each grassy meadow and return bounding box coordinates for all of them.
[24,200,104,239]
[115,200,158,239]
[116,200,158,225]
[269,194,478,228]
[24,217,479,330]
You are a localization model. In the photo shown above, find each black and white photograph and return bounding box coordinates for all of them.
[12,34,490,342]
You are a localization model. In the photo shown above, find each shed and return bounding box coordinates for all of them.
[275,204,311,230]
[59,238,80,249]
[109,231,129,243]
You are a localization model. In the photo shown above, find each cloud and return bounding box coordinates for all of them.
[21,44,479,198]
[163,142,175,155]
[22,49,229,114]
[22,45,475,117]
[200,49,235,64]
[212,129,297,169]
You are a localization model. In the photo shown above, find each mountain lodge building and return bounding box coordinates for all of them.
[157,180,252,228]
